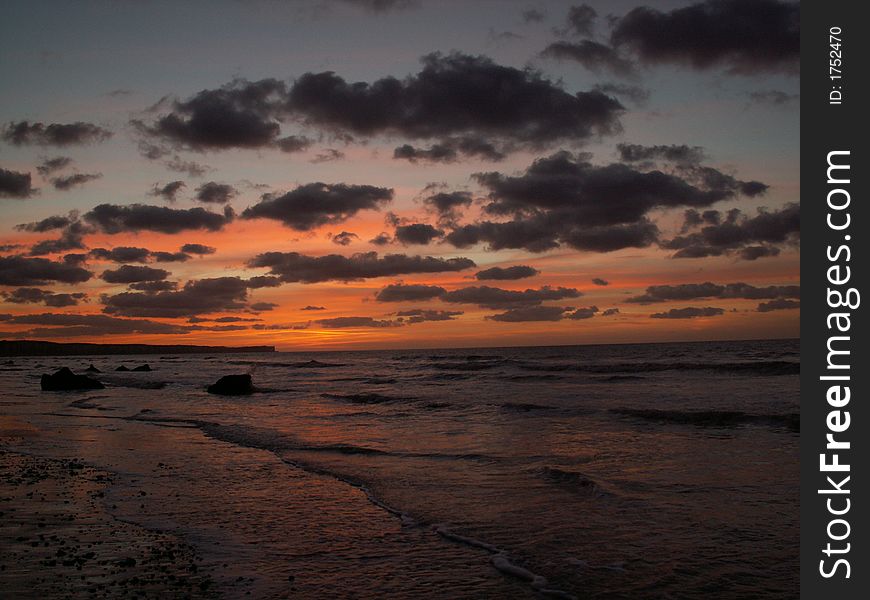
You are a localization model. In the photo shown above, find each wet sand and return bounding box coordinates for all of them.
[0,444,216,599]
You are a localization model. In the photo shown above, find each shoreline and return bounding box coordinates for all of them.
[0,446,216,599]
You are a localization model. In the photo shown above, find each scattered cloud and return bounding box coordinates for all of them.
[0,168,37,198]
[627,281,800,304]
[1,287,87,307]
[241,183,393,230]
[2,121,112,146]
[247,251,475,283]
[475,265,539,280]
[650,306,725,319]
[0,255,92,285]
[610,0,799,75]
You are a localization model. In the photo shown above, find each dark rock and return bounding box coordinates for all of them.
[132,364,152,372]
[40,367,105,391]
[84,364,101,373]
[115,365,130,371]
[207,374,254,395]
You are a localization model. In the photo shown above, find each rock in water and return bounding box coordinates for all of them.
[41,367,105,391]
[115,365,130,372]
[85,364,101,373]
[132,364,152,372]
[207,374,254,395]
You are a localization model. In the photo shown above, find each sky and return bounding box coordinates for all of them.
[0,0,800,350]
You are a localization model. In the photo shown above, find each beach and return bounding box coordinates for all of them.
[0,339,799,599]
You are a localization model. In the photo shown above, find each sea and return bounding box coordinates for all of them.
[0,338,799,599]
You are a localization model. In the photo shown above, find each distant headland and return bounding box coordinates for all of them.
[0,340,276,357]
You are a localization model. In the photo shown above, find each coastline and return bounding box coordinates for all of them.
[0,441,216,598]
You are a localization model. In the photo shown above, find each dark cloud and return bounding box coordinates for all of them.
[2,121,112,146]
[286,52,623,146]
[135,78,288,151]
[663,203,799,259]
[0,255,92,285]
[101,265,170,284]
[89,247,151,263]
[591,277,608,286]
[423,191,474,220]
[602,307,620,316]
[748,90,799,106]
[0,168,37,198]
[757,298,800,312]
[610,0,800,75]
[316,316,400,328]
[487,305,570,322]
[247,251,475,283]
[650,306,725,319]
[475,265,539,280]
[129,280,178,293]
[249,302,278,311]
[368,233,393,246]
[394,223,443,245]
[1,287,86,307]
[566,305,599,319]
[617,143,706,165]
[50,172,102,191]
[84,203,233,234]
[62,253,88,266]
[15,213,77,233]
[441,285,580,309]
[627,281,800,304]
[395,309,462,323]
[139,53,623,158]
[521,8,546,23]
[245,275,282,289]
[542,41,635,76]
[331,231,359,246]
[241,183,392,231]
[195,181,238,204]
[738,245,781,261]
[310,148,345,163]
[565,4,597,36]
[394,137,506,163]
[592,83,650,106]
[36,156,73,177]
[5,313,190,337]
[149,180,186,202]
[102,276,250,318]
[301,305,326,311]
[181,243,216,255]
[375,283,446,302]
[27,221,91,256]
[443,150,765,253]
[276,135,313,153]
[164,156,210,177]
[151,251,190,263]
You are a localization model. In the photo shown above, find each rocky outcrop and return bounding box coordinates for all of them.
[206,374,254,395]
[41,367,105,391]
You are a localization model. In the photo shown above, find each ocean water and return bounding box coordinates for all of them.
[0,338,799,599]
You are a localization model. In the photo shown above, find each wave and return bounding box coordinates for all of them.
[321,392,413,404]
[515,360,799,376]
[504,374,564,382]
[610,408,800,431]
[434,525,577,600]
[427,361,504,371]
[500,402,557,412]
[228,359,346,368]
[537,467,599,492]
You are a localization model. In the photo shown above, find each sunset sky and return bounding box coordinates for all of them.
[0,0,800,350]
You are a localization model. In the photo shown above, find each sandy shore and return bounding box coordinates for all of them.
[0,444,216,599]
